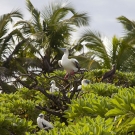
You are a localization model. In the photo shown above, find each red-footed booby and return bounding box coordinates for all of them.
[58,48,80,79]
[50,80,59,92]
[101,64,116,81]
[37,113,53,130]
[70,79,90,92]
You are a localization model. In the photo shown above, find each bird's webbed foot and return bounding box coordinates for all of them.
[64,73,69,80]
[64,71,75,80]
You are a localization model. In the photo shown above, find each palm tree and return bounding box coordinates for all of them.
[0,9,25,93]
[111,36,135,71]
[117,16,135,43]
[14,0,90,72]
[117,16,135,71]
[77,29,111,68]
[77,29,135,71]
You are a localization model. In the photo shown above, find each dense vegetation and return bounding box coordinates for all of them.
[1,0,135,135]
[1,70,135,135]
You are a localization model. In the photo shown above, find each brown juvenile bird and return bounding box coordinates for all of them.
[101,64,116,82]
[42,56,54,74]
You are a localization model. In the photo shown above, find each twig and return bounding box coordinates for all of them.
[44,74,69,83]
[36,105,62,117]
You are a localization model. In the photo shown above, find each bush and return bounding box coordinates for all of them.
[1,70,135,134]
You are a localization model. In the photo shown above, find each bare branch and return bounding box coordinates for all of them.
[36,105,62,117]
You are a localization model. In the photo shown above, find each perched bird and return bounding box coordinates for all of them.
[42,55,53,74]
[81,79,90,86]
[70,79,90,92]
[50,80,59,92]
[101,64,116,82]
[58,48,80,79]
[37,113,53,130]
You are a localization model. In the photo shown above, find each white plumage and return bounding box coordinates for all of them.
[50,80,59,92]
[70,79,90,92]
[81,79,90,86]
[58,48,80,79]
[37,113,53,130]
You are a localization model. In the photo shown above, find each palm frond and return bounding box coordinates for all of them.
[0,29,24,59]
[9,9,23,19]
[117,16,135,46]
[42,0,73,21]
[0,80,17,93]
[78,29,111,68]
[111,36,120,64]
[115,38,135,70]
[42,0,89,27]
[20,57,42,69]
[4,29,24,43]
[26,0,42,31]
[70,55,101,69]
[117,16,135,32]
[3,38,28,67]
[0,9,23,38]
[14,20,36,34]
[68,13,89,27]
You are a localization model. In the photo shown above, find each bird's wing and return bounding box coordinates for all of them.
[58,60,62,67]
[77,85,82,90]
[70,85,81,92]
[104,70,112,77]
[70,87,74,92]
[41,56,54,73]
[55,86,59,91]
[70,58,80,69]
[50,87,52,92]
[42,122,47,128]
[42,119,53,128]
[102,70,114,81]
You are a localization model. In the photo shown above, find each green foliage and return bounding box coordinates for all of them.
[84,69,106,82]
[78,30,111,68]
[0,88,42,134]
[83,83,119,97]
[64,93,112,119]
[84,69,135,87]
[0,113,35,135]
[115,71,135,87]
[46,116,114,135]
[106,88,135,134]
[1,70,135,134]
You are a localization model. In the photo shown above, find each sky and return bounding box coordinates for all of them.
[0,0,135,40]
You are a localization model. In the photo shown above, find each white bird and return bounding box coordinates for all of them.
[70,79,90,92]
[58,48,80,79]
[50,80,59,92]
[37,113,53,130]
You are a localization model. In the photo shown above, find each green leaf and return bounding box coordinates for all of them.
[111,98,123,109]
[131,103,135,111]
[82,107,94,113]
[128,117,135,125]
[105,108,125,117]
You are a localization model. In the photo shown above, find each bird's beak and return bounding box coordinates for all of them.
[85,80,90,84]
